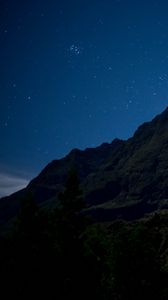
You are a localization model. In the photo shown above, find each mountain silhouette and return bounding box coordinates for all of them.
[1,107,168,224]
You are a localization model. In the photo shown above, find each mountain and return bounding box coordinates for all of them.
[1,107,168,224]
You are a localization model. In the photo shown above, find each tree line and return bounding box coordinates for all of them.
[0,170,167,299]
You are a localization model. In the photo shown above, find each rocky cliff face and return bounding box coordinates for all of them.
[1,107,168,223]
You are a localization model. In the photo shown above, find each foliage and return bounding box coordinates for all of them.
[0,173,168,299]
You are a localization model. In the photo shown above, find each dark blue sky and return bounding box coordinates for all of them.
[1,0,168,196]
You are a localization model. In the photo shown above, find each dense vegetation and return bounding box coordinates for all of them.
[0,172,168,299]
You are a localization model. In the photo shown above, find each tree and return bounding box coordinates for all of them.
[16,193,39,236]
[59,169,85,216]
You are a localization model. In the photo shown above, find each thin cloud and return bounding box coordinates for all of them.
[0,173,29,198]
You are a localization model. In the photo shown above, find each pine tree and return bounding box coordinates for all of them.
[59,169,85,216]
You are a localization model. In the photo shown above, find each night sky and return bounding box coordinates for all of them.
[1,0,168,196]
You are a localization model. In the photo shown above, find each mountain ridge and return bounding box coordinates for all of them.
[1,107,168,224]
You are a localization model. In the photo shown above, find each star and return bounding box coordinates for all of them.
[69,44,82,56]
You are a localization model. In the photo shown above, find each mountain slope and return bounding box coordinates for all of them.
[1,107,168,224]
